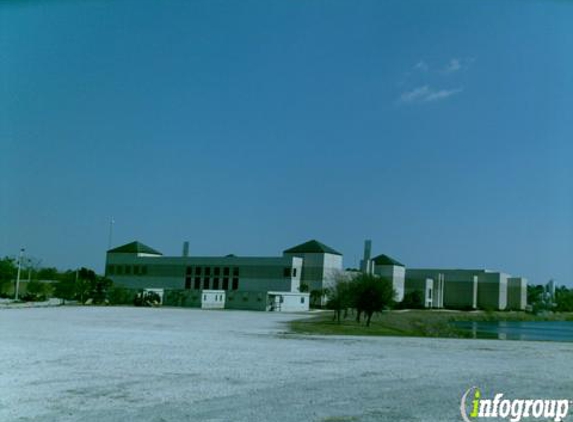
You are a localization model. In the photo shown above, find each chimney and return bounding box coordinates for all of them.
[182,241,189,257]
[360,239,372,274]
[364,239,372,261]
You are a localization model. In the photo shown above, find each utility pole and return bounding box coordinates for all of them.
[14,248,25,301]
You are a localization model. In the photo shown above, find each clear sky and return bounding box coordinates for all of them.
[1,0,572,286]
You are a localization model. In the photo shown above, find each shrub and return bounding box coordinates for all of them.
[397,291,424,309]
[108,287,136,305]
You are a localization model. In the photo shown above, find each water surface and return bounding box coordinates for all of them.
[451,320,573,342]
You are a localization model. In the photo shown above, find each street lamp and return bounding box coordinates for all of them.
[15,248,25,301]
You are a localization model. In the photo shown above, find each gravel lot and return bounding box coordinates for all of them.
[0,307,571,422]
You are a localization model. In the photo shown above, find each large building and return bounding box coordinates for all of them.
[105,239,343,312]
[359,241,528,311]
[106,238,528,312]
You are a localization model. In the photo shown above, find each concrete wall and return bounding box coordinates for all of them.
[404,278,433,308]
[407,269,478,309]
[374,265,405,302]
[444,277,478,309]
[407,269,514,310]
[267,291,310,312]
[225,291,268,311]
[507,277,527,310]
[477,272,508,310]
[106,253,303,294]
[282,252,343,293]
[201,290,225,309]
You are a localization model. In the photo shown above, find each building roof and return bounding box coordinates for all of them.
[283,239,342,256]
[107,241,163,255]
[372,254,404,267]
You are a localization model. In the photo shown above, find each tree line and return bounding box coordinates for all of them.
[0,256,112,303]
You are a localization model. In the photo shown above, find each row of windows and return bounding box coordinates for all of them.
[185,277,239,291]
[108,265,295,279]
[107,265,147,276]
[186,266,239,277]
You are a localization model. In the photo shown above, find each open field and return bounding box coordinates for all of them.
[290,309,573,338]
[1,307,572,422]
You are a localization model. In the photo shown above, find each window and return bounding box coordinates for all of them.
[293,268,297,277]
[107,265,115,275]
[233,267,239,276]
[223,267,230,276]
[185,278,191,290]
[133,265,140,275]
[195,267,202,275]
[194,277,201,290]
[428,288,433,300]
[117,266,123,275]
[283,268,291,277]
[205,267,211,276]
[223,278,229,290]
[203,278,210,289]
[301,297,305,304]
[232,278,239,290]
[125,265,131,275]
[186,266,192,275]
[214,267,220,276]
[203,295,206,301]
[213,278,219,290]
[141,266,148,275]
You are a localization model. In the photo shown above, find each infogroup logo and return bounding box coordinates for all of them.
[460,387,571,422]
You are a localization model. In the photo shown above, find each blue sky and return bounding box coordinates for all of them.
[1,0,572,286]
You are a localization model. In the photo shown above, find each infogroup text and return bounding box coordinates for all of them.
[461,387,570,422]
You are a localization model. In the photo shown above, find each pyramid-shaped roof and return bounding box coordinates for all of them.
[283,239,342,256]
[107,241,162,255]
[372,254,404,267]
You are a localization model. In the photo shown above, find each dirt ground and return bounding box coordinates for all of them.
[1,307,571,422]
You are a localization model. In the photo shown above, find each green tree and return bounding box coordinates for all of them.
[37,267,59,280]
[327,274,353,323]
[310,289,327,308]
[555,286,573,312]
[53,270,78,302]
[527,284,544,307]
[53,278,76,301]
[92,276,113,304]
[353,274,395,327]
[0,257,17,295]
[24,280,47,301]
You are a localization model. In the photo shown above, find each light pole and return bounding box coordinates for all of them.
[15,248,25,301]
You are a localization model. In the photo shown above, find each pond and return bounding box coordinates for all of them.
[451,320,573,342]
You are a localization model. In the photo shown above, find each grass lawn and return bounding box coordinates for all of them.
[290,309,573,338]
